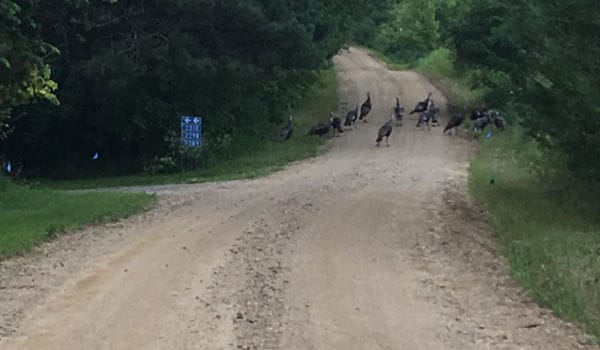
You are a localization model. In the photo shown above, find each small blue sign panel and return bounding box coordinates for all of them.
[181,116,202,148]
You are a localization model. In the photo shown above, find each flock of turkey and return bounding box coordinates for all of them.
[280,92,506,147]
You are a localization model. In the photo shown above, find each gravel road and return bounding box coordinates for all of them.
[0,47,596,350]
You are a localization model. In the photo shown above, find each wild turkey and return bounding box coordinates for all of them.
[471,108,483,121]
[492,111,506,130]
[280,115,293,140]
[473,114,491,131]
[308,122,331,137]
[409,92,432,115]
[416,111,431,129]
[393,97,405,126]
[329,112,344,137]
[376,116,394,147]
[471,105,488,121]
[443,114,465,135]
[344,105,359,128]
[358,93,372,122]
[416,106,438,129]
[428,102,440,126]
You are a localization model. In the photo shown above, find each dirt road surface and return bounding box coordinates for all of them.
[1,48,596,350]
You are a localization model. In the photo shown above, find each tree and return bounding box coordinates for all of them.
[373,0,600,180]
[3,0,376,178]
[0,0,57,139]
[372,0,441,62]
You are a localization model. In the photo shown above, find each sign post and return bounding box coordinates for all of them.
[181,116,202,148]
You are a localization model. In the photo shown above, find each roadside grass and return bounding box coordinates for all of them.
[37,69,339,190]
[362,46,600,338]
[0,67,338,259]
[415,48,487,112]
[0,177,155,259]
[469,128,600,338]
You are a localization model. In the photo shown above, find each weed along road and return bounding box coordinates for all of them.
[0,48,596,349]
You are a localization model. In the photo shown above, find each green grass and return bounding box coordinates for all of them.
[37,69,339,190]
[415,48,487,111]
[469,128,600,338]
[0,66,338,259]
[0,177,155,259]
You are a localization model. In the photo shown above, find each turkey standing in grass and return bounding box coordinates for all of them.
[376,116,394,147]
[473,114,491,132]
[443,114,464,135]
[330,112,344,137]
[344,105,359,128]
[471,105,488,121]
[492,112,506,130]
[409,92,432,115]
[358,93,372,122]
[280,115,294,140]
[393,97,405,126]
[308,122,330,137]
[471,108,483,121]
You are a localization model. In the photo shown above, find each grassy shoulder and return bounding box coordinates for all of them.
[38,69,339,190]
[0,177,155,259]
[470,129,600,339]
[0,68,338,258]
[414,48,487,112]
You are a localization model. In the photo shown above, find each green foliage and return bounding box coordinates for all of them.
[0,0,58,139]
[412,48,486,111]
[345,1,395,44]
[372,0,441,62]
[35,69,338,190]
[0,177,155,258]
[372,0,600,181]
[443,0,600,180]
[417,48,456,77]
[1,0,371,179]
[470,128,600,336]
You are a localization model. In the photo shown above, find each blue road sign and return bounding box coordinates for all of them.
[181,116,202,148]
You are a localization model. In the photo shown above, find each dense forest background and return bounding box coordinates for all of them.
[0,0,385,178]
[2,0,599,182]
[369,0,600,182]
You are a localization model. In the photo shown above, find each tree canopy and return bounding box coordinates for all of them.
[1,0,375,178]
[372,0,600,181]
[3,0,599,181]
[0,0,58,139]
